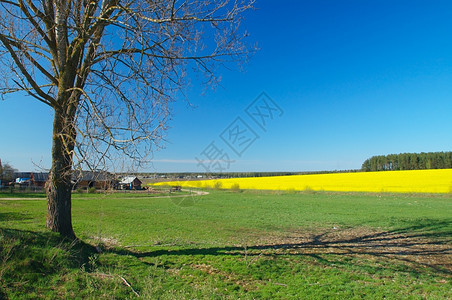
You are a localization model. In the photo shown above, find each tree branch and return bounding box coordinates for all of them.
[0,33,58,107]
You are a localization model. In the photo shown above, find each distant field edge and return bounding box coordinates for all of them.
[151,169,452,194]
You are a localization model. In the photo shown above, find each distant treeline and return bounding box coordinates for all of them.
[362,152,452,172]
[210,170,361,178]
[143,170,361,179]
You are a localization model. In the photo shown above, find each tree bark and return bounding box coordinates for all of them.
[46,107,76,239]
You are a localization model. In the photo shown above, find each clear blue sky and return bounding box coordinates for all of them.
[1,0,452,173]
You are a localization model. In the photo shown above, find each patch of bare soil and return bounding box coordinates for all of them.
[190,263,265,291]
[238,227,452,274]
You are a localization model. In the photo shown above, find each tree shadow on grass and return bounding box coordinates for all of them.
[0,227,98,271]
[0,227,106,298]
[0,212,33,222]
[1,219,450,298]
[110,219,452,276]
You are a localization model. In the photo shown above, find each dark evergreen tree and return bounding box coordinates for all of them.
[362,152,452,171]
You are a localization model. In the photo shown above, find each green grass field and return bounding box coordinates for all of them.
[1,190,451,299]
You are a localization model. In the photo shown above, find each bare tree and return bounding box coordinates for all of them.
[0,0,254,238]
[0,160,17,182]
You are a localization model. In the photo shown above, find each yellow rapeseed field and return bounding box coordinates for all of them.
[154,169,452,193]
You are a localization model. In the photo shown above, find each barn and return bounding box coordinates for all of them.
[72,171,116,190]
[30,172,49,187]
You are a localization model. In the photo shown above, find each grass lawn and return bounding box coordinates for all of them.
[1,190,451,298]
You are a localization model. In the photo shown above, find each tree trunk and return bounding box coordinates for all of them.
[46,108,76,239]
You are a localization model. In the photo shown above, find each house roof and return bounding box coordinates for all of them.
[31,172,49,182]
[72,170,115,182]
[14,172,32,179]
[16,178,31,184]
[13,172,49,182]
[119,176,141,184]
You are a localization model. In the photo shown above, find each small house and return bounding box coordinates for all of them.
[119,176,142,190]
[10,172,49,189]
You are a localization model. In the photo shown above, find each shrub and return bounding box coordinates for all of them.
[88,187,97,194]
[303,186,315,194]
[284,187,297,194]
[213,181,223,190]
[231,183,241,193]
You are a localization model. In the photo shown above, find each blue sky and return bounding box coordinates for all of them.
[1,0,452,172]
